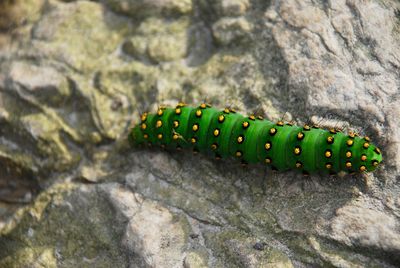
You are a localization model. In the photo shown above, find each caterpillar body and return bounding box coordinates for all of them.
[130,103,382,174]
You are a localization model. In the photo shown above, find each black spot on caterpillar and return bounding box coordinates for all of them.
[129,103,383,174]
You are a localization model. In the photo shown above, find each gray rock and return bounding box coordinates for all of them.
[6,61,70,106]
[0,0,400,267]
[330,205,400,252]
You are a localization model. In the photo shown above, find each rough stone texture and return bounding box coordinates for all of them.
[0,0,400,267]
[122,17,192,62]
[105,0,193,18]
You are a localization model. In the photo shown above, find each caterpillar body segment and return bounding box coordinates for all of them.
[130,104,383,174]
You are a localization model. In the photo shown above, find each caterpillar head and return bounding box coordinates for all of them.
[364,144,383,172]
[354,135,383,172]
[346,135,383,173]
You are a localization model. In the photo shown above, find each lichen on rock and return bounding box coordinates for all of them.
[123,17,192,62]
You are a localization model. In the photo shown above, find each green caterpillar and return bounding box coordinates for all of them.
[129,103,382,174]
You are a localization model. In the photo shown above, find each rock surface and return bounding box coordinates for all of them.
[0,0,400,267]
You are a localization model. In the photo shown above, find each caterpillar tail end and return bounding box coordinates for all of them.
[129,125,145,147]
